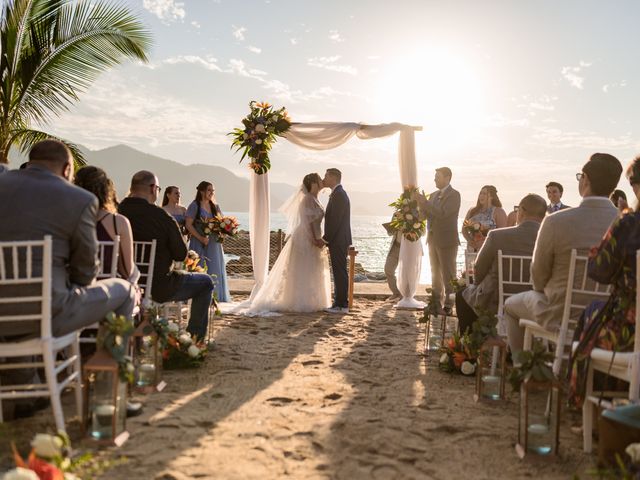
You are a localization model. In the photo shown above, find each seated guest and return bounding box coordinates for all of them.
[462,185,507,252]
[75,166,140,283]
[455,194,546,334]
[0,141,136,417]
[568,157,640,406]
[506,205,519,227]
[119,171,214,340]
[610,188,628,212]
[0,140,136,337]
[504,153,622,357]
[162,186,188,236]
[545,181,571,213]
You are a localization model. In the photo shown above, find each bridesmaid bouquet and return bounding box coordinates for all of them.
[199,215,240,243]
[462,219,490,242]
[229,101,292,174]
[389,188,426,241]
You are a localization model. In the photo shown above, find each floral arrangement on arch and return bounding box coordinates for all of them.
[439,331,477,376]
[229,101,292,174]
[389,188,426,242]
[8,431,81,480]
[462,219,490,243]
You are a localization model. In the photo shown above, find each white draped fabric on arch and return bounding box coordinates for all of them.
[248,122,425,309]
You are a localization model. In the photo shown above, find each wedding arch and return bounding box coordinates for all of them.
[245,121,425,309]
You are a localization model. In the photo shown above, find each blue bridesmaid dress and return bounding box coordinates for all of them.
[186,201,231,302]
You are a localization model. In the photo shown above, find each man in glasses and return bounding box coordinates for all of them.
[504,153,622,358]
[120,170,214,341]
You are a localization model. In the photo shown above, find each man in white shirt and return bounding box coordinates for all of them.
[505,154,622,356]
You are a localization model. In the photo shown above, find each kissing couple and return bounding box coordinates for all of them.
[246,168,352,315]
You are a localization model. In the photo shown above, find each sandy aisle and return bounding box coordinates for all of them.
[83,298,592,479]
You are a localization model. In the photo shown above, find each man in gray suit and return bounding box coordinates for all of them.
[416,167,461,314]
[504,153,622,355]
[455,194,546,334]
[0,140,136,338]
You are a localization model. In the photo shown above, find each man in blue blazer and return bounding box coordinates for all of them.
[322,168,352,313]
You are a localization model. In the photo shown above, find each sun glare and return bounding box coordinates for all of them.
[376,48,485,151]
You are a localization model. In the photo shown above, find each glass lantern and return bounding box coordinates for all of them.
[516,377,561,458]
[83,350,129,446]
[131,314,165,393]
[474,336,507,402]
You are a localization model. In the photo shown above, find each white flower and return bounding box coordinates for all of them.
[126,362,135,374]
[626,443,640,463]
[167,322,179,333]
[439,353,449,364]
[178,333,192,345]
[402,198,409,204]
[405,214,413,220]
[255,139,263,145]
[2,468,39,480]
[461,361,476,375]
[254,123,266,133]
[413,223,420,229]
[242,133,248,140]
[188,345,201,358]
[31,433,63,458]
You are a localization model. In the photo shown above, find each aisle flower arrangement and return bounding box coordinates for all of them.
[160,319,208,369]
[184,250,206,273]
[439,332,476,375]
[8,431,80,479]
[229,101,291,174]
[389,188,426,241]
[97,312,135,384]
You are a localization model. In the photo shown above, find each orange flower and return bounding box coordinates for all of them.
[447,337,456,350]
[453,352,466,368]
[12,444,63,480]
[255,102,271,109]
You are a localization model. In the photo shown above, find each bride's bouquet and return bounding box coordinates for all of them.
[228,101,292,175]
[198,215,240,243]
[389,188,426,242]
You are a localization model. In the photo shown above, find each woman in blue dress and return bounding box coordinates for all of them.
[461,185,508,252]
[162,186,187,236]
[185,181,231,302]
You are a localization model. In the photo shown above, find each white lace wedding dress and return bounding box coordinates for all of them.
[243,188,331,315]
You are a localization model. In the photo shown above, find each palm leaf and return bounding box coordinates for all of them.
[13,0,152,124]
[11,126,86,167]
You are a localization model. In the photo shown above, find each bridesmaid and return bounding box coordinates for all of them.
[185,181,231,302]
[162,186,188,235]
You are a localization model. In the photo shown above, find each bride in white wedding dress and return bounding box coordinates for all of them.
[245,173,331,315]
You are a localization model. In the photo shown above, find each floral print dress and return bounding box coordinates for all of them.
[568,211,640,407]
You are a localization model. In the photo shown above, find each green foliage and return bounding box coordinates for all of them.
[508,339,555,391]
[0,0,152,164]
[97,312,135,383]
[466,309,498,353]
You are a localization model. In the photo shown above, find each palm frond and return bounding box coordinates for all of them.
[13,0,152,124]
[11,126,86,167]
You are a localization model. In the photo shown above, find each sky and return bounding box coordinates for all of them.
[45,0,640,212]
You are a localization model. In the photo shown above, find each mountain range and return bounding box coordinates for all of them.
[9,144,397,215]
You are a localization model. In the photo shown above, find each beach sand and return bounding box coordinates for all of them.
[1,299,594,479]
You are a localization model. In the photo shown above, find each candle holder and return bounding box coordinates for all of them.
[516,377,561,458]
[474,336,507,402]
[82,350,129,446]
[131,312,166,393]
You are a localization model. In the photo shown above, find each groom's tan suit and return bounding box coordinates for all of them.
[504,197,617,353]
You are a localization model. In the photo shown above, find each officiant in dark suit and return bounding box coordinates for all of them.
[416,167,461,314]
[322,168,352,313]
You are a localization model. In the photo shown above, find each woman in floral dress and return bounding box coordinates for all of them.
[461,185,507,252]
[569,157,640,406]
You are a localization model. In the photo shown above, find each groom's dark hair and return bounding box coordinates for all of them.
[326,168,342,182]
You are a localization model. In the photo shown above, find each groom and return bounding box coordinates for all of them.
[322,168,352,313]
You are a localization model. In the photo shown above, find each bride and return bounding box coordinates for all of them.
[245,172,331,314]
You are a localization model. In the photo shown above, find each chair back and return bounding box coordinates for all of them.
[0,236,52,338]
[97,235,120,280]
[497,251,533,317]
[553,249,611,374]
[133,240,157,300]
[630,250,640,400]
[465,251,477,283]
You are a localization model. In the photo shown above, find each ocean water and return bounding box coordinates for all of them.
[227,212,468,284]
